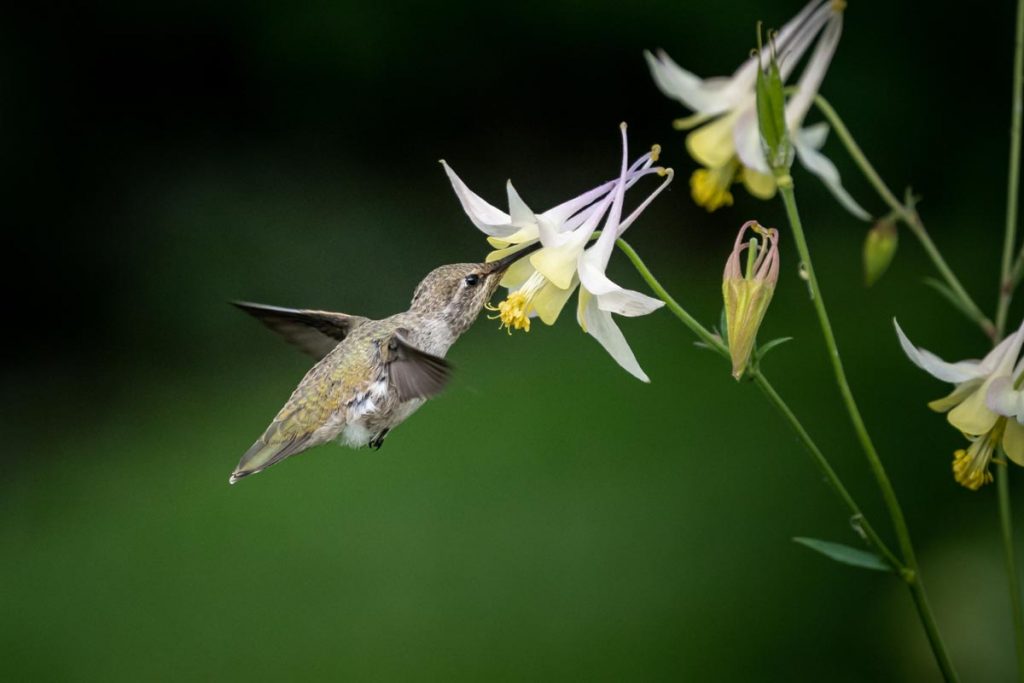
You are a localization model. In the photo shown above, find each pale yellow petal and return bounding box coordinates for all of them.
[533,279,578,325]
[499,258,535,289]
[928,380,983,413]
[740,167,777,199]
[1004,420,1024,467]
[948,378,1000,436]
[685,112,739,169]
[487,226,537,249]
[577,288,592,332]
[530,243,583,290]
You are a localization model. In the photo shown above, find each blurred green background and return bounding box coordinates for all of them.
[4,0,1022,680]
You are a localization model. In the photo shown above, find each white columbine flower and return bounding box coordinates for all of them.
[645,0,868,219]
[442,124,673,381]
[895,319,1024,489]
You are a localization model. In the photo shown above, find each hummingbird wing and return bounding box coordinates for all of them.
[233,301,370,360]
[386,332,453,401]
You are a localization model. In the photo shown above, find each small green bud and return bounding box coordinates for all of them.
[863,217,898,287]
[754,26,792,173]
[723,220,780,379]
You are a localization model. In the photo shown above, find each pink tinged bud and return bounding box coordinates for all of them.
[722,220,780,379]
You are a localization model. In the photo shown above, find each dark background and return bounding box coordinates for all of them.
[3,1,1020,680]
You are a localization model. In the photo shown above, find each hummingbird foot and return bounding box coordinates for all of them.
[368,429,390,450]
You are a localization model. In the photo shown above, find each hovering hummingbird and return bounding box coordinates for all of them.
[228,245,539,484]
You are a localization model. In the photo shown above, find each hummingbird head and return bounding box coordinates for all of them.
[410,242,542,335]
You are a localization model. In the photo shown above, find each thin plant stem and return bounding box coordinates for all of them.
[812,94,995,341]
[614,238,902,571]
[774,175,959,682]
[998,2,1024,676]
[999,461,1024,682]
[997,0,1024,338]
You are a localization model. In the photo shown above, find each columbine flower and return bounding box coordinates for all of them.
[722,221,780,379]
[645,0,868,219]
[442,124,673,381]
[895,319,1024,489]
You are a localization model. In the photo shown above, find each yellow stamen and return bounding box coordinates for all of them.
[486,271,547,334]
[650,144,661,163]
[690,159,739,212]
[832,0,846,11]
[952,421,1004,490]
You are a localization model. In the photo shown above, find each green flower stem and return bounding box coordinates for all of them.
[774,176,959,682]
[614,238,902,572]
[998,0,1024,338]
[1000,2,1024,677]
[812,94,996,341]
[999,461,1024,682]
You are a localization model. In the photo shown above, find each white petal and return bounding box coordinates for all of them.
[979,316,1024,375]
[794,137,871,221]
[440,161,515,237]
[540,179,615,228]
[799,121,830,150]
[732,105,769,174]
[582,292,651,382]
[786,11,843,130]
[644,50,746,115]
[894,319,985,384]
[506,181,536,227]
[597,288,665,317]
[986,376,1024,420]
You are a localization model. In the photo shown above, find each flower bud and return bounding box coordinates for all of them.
[863,217,898,287]
[723,220,780,379]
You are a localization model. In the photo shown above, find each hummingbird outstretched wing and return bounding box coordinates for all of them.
[233,301,370,360]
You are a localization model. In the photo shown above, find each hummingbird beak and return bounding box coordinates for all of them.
[485,240,544,275]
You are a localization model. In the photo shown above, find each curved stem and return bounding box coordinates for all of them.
[615,238,902,571]
[813,94,995,341]
[999,462,1024,681]
[999,0,1024,338]
[774,177,959,682]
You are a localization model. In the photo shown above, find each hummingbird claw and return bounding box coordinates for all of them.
[368,429,390,450]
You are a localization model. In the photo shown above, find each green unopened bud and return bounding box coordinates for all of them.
[723,220,780,379]
[863,216,898,287]
[754,26,792,173]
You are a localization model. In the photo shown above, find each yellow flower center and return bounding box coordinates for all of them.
[690,159,739,212]
[486,271,546,334]
[952,420,1004,490]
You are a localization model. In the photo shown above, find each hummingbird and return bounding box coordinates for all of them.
[228,244,540,484]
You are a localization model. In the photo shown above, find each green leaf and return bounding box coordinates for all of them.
[923,277,975,323]
[792,537,891,572]
[755,336,793,361]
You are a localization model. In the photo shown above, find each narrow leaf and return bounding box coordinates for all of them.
[755,336,794,360]
[923,277,975,323]
[793,537,891,572]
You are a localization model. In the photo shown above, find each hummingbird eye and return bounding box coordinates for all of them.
[464,274,480,287]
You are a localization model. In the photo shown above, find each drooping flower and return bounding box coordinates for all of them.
[895,319,1024,489]
[722,221,780,379]
[442,124,673,381]
[645,0,868,219]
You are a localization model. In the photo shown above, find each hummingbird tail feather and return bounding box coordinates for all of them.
[229,436,308,485]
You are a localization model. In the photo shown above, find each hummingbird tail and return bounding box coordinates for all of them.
[229,436,308,485]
